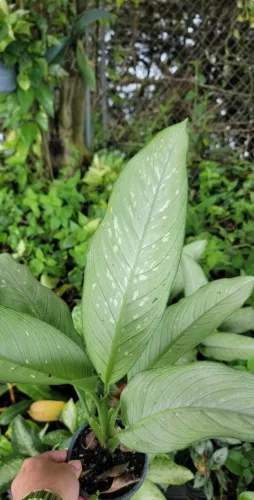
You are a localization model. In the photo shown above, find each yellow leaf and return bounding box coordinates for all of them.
[28,400,66,422]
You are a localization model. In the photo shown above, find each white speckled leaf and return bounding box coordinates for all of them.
[200,332,254,361]
[82,122,189,385]
[131,479,166,500]
[170,240,207,299]
[132,480,166,499]
[183,239,207,261]
[0,306,92,386]
[130,276,254,375]
[0,456,24,494]
[0,254,81,346]
[147,457,193,485]
[220,307,254,333]
[120,363,254,453]
[169,260,184,299]
[182,254,208,297]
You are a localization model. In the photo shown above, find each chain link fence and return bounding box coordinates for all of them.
[93,0,254,159]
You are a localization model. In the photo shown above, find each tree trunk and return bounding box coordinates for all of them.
[52,73,89,176]
[46,0,90,176]
[76,0,88,15]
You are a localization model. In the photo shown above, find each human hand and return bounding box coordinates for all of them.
[11,450,85,500]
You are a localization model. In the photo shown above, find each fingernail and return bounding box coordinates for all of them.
[69,459,82,471]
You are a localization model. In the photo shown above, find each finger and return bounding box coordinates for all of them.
[40,450,68,463]
[68,460,82,478]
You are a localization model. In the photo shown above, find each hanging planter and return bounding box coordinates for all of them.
[0,60,17,93]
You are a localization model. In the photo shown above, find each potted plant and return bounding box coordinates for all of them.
[0,120,254,499]
[0,60,16,93]
[0,0,19,93]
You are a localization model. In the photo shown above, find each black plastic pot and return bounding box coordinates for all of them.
[67,423,149,500]
[166,483,206,499]
[0,60,16,93]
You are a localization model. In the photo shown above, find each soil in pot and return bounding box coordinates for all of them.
[68,426,147,499]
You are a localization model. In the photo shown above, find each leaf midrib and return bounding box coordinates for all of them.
[104,141,179,387]
[119,405,254,435]
[150,280,252,368]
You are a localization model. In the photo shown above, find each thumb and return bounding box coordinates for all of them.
[68,460,82,478]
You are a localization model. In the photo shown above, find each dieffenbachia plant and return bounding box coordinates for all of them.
[0,120,254,456]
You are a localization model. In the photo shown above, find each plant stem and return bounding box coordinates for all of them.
[97,396,109,442]
[75,387,110,447]
[107,433,121,452]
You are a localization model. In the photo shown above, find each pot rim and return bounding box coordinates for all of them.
[67,422,149,500]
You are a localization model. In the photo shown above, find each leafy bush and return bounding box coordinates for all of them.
[1,147,253,309]
[0,122,253,498]
[187,155,254,282]
[0,150,124,293]
[0,0,110,175]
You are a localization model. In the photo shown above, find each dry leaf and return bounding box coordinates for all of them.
[102,473,139,494]
[109,397,119,408]
[85,430,98,449]
[119,444,131,453]
[104,463,129,478]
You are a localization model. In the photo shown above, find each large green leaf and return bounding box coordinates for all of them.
[239,493,254,500]
[147,456,193,485]
[120,363,254,453]
[0,436,12,457]
[16,384,62,402]
[45,37,70,64]
[17,87,35,114]
[169,260,184,299]
[130,276,253,374]
[74,8,111,35]
[220,307,254,333]
[132,480,166,499]
[61,399,77,434]
[200,332,254,361]
[0,400,31,426]
[20,122,39,149]
[174,349,197,365]
[0,306,92,386]
[43,430,71,447]
[36,83,54,117]
[0,384,8,397]
[77,41,96,91]
[183,239,207,260]
[11,415,43,456]
[0,254,81,346]
[0,456,23,494]
[182,254,208,297]
[170,240,207,299]
[82,121,189,385]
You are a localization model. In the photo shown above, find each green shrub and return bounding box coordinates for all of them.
[0,150,125,293]
[187,156,254,280]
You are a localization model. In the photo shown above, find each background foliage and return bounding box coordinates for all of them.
[0,0,253,499]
